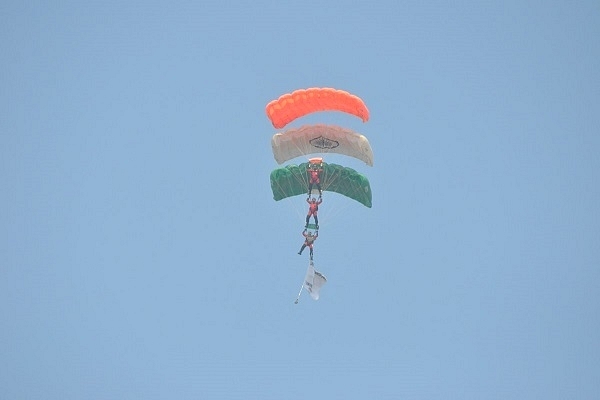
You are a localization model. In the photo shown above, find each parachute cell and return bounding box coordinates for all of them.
[270,162,372,208]
[266,88,369,129]
[271,124,374,166]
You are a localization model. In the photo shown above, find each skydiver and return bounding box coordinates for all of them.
[298,229,318,260]
[307,163,323,197]
[305,196,322,229]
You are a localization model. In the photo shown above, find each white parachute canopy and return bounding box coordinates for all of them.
[271,124,374,166]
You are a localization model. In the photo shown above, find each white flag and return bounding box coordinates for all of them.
[304,262,327,300]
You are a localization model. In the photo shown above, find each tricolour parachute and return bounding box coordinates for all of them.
[266,88,369,129]
[271,124,374,166]
[270,162,372,208]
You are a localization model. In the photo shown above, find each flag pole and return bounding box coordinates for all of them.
[294,282,304,304]
[295,260,314,304]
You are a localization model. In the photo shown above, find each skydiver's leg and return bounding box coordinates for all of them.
[298,244,306,255]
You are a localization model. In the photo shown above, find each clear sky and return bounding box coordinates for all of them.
[2,1,599,399]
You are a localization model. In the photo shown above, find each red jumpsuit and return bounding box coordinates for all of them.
[298,230,318,259]
[307,167,323,195]
[309,170,321,184]
[305,197,322,227]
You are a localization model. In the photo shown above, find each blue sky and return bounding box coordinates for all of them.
[2,1,599,399]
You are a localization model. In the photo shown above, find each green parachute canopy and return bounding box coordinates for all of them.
[270,162,372,208]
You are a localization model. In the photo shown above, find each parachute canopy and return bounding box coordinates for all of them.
[271,124,374,166]
[266,88,369,129]
[270,162,372,208]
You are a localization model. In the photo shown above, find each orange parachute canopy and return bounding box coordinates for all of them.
[265,87,369,129]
